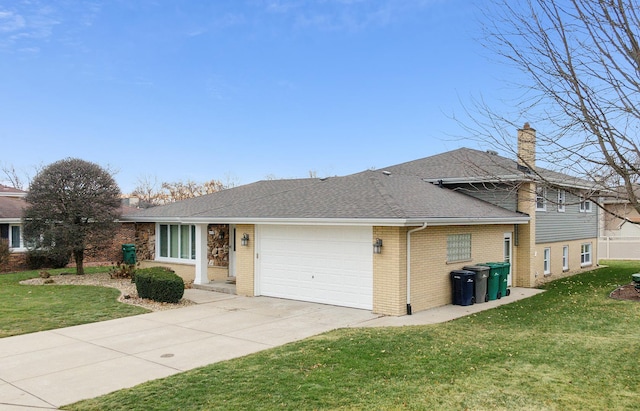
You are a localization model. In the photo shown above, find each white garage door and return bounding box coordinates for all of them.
[257,225,373,310]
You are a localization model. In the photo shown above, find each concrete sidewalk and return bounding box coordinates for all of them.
[0,287,543,410]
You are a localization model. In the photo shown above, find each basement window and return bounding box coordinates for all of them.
[581,243,592,266]
[447,233,471,263]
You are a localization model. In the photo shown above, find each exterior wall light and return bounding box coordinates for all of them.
[373,238,383,254]
[241,233,249,246]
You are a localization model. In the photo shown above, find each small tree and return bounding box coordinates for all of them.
[22,158,121,275]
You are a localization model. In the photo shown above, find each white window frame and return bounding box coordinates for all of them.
[581,243,592,266]
[580,196,592,213]
[562,245,569,271]
[447,233,472,263]
[543,247,551,274]
[9,224,26,251]
[536,186,547,211]
[557,190,566,212]
[157,223,196,263]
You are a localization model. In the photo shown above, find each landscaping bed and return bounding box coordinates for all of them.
[19,272,195,311]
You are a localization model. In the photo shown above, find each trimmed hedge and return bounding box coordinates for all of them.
[134,266,184,303]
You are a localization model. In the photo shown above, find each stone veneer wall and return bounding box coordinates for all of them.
[134,223,156,261]
[207,224,229,267]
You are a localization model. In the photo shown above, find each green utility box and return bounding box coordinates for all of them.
[122,244,137,265]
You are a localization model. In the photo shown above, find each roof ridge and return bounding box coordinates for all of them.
[191,178,320,217]
[367,172,406,218]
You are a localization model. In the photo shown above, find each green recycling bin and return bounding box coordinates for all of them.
[122,244,136,265]
[480,262,501,300]
[485,262,511,298]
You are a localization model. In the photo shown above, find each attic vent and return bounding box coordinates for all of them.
[486,150,498,155]
[382,171,391,176]
[319,177,329,181]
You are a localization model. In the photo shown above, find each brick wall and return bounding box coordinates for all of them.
[371,225,509,315]
[1,252,27,273]
[81,222,136,265]
[534,238,598,285]
[372,226,407,315]
[235,224,255,296]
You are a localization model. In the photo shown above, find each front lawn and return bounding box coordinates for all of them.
[0,268,148,338]
[64,261,640,410]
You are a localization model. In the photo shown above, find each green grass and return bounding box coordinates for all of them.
[0,267,148,338]
[64,261,640,410]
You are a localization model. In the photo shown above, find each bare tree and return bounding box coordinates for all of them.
[131,177,227,205]
[467,0,640,212]
[23,158,121,275]
[131,174,163,207]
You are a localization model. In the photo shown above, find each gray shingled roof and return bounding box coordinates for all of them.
[0,184,27,197]
[0,197,26,219]
[126,169,528,224]
[381,147,591,188]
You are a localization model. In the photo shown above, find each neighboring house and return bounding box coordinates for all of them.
[124,124,599,316]
[0,184,28,272]
[0,183,139,271]
[0,184,28,250]
[598,186,640,260]
[600,186,640,237]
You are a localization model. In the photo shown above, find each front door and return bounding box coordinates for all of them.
[504,232,513,286]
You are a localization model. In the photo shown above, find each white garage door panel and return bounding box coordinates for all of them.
[258,225,373,310]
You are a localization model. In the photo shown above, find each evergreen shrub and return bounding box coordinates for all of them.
[135,266,184,303]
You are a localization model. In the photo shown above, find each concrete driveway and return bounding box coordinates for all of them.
[0,287,542,410]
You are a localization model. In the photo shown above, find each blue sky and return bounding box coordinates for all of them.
[1,0,515,193]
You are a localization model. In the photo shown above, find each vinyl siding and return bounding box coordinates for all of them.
[447,183,519,212]
[535,189,598,243]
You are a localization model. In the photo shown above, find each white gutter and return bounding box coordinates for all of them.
[406,222,428,315]
[122,216,530,226]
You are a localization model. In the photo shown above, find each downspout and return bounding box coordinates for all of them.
[406,222,428,315]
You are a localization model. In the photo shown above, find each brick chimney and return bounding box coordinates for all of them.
[517,122,536,173]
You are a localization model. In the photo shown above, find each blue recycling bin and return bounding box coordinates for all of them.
[451,270,475,306]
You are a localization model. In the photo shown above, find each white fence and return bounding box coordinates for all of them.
[598,237,640,260]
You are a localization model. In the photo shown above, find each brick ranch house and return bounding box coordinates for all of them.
[123,124,599,316]
[0,185,137,272]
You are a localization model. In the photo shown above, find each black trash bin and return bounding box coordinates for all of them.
[451,270,475,306]
[122,244,136,265]
[463,265,490,303]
